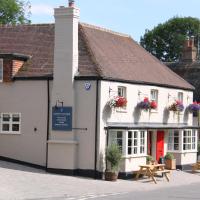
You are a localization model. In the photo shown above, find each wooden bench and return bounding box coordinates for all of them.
[135,164,169,184]
[192,162,200,172]
[154,169,171,182]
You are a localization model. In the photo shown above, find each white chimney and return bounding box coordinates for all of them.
[52,1,80,107]
[47,1,80,171]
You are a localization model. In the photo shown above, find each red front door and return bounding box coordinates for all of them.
[156,131,164,161]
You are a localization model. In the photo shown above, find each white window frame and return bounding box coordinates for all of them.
[150,89,158,111]
[118,86,126,98]
[117,86,127,111]
[182,129,197,152]
[0,113,21,134]
[167,130,180,152]
[0,59,3,82]
[178,92,183,103]
[108,130,147,157]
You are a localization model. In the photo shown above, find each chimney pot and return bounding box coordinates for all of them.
[69,0,75,7]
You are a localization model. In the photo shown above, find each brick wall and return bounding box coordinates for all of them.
[12,60,24,76]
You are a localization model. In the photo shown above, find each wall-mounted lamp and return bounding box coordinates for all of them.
[55,100,63,108]
[109,87,117,97]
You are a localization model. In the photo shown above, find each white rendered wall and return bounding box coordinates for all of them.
[0,81,48,166]
[75,81,97,170]
[98,80,193,172]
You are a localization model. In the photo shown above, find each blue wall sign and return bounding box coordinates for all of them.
[52,106,72,131]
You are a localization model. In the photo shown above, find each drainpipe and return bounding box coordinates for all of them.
[45,78,50,170]
[94,80,99,179]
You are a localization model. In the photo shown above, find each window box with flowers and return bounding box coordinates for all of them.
[168,100,184,112]
[187,102,200,113]
[137,97,157,111]
[108,96,127,108]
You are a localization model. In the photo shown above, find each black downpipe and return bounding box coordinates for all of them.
[45,79,50,170]
[94,80,99,179]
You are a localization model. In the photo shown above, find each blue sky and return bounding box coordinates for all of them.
[29,0,200,42]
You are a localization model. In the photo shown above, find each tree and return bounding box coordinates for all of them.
[0,0,31,24]
[140,17,200,62]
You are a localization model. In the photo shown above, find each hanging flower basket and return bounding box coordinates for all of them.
[187,102,200,113]
[168,100,184,112]
[108,96,127,108]
[137,97,157,111]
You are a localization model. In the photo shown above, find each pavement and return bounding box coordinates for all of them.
[0,161,200,200]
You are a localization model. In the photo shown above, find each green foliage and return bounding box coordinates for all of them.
[164,152,174,160]
[146,155,153,162]
[140,17,200,62]
[106,144,122,172]
[0,0,31,24]
[198,141,200,154]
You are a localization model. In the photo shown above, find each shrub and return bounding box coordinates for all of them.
[146,155,153,162]
[106,144,122,172]
[164,152,174,160]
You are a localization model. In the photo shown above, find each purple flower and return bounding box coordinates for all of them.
[188,103,200,113]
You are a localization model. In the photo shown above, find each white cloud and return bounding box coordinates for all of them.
[31,4,53,15]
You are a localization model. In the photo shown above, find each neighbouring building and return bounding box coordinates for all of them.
[167,37,200,127]
[0,1,198,179]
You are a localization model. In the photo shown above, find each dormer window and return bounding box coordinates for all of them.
[0,59,3,82]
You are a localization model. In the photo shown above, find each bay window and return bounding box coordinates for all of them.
[168,130,179,151]
[183,130,196,151]
[109,130,147,157]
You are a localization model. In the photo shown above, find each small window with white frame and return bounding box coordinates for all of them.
[117,86,127,110]
[118,86,126,98]
[1,113,21,134]
[178,92,183,103]
[0,59,3,82]
[150,89,158,103]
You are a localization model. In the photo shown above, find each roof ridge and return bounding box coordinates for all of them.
[0,23,54,28]
[80,22,131,38]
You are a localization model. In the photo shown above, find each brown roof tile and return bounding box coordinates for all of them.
[80,23,194,90]
[0,23,194,90]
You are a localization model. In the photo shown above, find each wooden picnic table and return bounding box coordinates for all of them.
[192,161,200,172]
[135,164,170,184]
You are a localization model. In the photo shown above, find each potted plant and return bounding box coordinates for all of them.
[198,141,200,161]
[187,102,200,113]
[164,152,176,170]
[105,143,122,181]
[168,100,184,112]
[137,97,157,111]
[146,155,153,164]
[108,96,127,108]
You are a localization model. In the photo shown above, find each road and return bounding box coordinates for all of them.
[0,161,199,200]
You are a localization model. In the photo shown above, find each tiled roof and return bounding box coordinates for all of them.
[0,23,194,90]
[80,23,194,90]
[0,24,54,78]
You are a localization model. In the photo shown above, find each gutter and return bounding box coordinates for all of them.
[94,80,99,179]
[45,78,50,170]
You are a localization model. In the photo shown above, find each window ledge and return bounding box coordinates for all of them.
[150,110,158,113]
[116,110,127,113]
[122,155,147,159]
[0,132,21,135]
